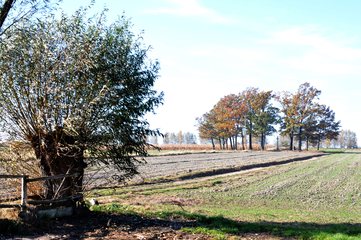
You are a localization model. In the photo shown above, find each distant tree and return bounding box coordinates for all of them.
[212,97,233,149]
[197,112,217,149]
[316,105,341,150]
[226,93,248,150]
[345,130,357,149]
[183,132,197,144]
[198,89,277,151]
[198,83,340,152]
[147,135,158,145]
[169,133,177,144]
[242,88,259,150]
[277,91,297,150]
[278,83,320,151]
[279,135,291,149]
[337,130,357,149]
[177,130,183,144]
[294,83,321,150]
[304,105,340,150]
[163,133,170,144]
[251,90,279,150]
[0,10,163,201]
[214,94,248,150]
[338,130,346,148]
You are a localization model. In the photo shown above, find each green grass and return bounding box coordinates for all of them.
[91,151,361,239]
[319,148,347,154]
[91,204,361,239]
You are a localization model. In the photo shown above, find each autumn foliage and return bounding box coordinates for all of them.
[197,88,279,150]
[198,83,341,151]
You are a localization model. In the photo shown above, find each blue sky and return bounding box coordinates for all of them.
[63,0,361,143]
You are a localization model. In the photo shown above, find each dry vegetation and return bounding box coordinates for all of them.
[0,142,43,203]
[149,143,275,155]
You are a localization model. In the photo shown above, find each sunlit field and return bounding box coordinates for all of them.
[90,150,361,239]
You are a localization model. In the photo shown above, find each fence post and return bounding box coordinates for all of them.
[21,175,28,211]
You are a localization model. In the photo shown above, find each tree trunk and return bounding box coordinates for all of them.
[29,128,86,203]
[263,134,267,150]
[260,133,265,150]
[289,132,294,150]
[241,132,245,150]
[249,121,253,150]
[298,127,303,151]
[317,136,321,150]
[211,138,215,150]
[306,136,309,151]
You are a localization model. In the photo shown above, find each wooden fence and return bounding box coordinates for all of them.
[0,173,81,211]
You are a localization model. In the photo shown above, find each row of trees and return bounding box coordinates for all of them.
[147,131,197,145]
[279,129,357,149]
[197,83,341,151]
[197,88,278,150]
[336,129,358,149]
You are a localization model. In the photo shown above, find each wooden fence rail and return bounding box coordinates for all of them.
[0,173,80,211]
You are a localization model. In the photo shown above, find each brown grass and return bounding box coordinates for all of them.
[0,142,43,199]
[0,208,19,220]
[153,144,274,151]
[157,144,217,151]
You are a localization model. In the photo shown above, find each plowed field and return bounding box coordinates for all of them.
[135,151,324,182]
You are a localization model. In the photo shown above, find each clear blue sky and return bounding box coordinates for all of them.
[63,0,361,144]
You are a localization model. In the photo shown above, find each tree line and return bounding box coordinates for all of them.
[333,129,358,149]
[197,82,342,151]
[148,131,197,145]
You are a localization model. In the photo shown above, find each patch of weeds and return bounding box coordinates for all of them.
[91,203,137,215]
[183,226,227,240]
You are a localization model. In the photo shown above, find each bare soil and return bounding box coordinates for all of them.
[134,151,324,182]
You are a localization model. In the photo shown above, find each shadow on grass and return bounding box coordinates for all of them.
[0,209,195,239]
[2,207,361,239]
[164,211,361,239]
